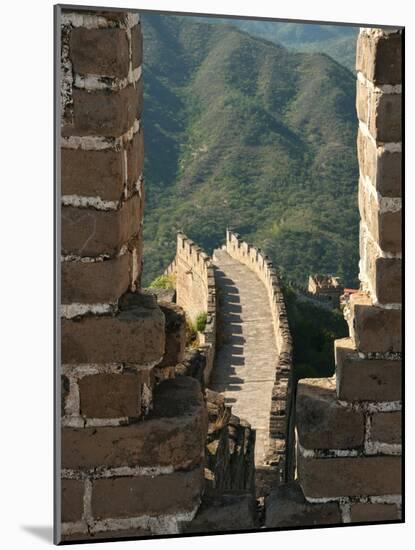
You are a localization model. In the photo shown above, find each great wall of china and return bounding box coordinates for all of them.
[57,7,402,542]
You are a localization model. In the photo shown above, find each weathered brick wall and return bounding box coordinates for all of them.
[59,10,207,541]
[225,230,294,483]
[61,9,144,312]
[169,233,217,384]
[294,27,402,525]
[175,233,215,322]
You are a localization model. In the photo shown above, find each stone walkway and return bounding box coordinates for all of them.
[210,249,279,465]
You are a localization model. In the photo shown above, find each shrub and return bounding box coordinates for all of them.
[195,311,208,332]
[148,274,175,289]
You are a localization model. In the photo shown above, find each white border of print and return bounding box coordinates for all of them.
[1,0,411,549]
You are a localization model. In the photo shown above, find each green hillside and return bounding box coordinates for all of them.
[283,283,349,380]
[141,14,360,287]
[191,17,358,71]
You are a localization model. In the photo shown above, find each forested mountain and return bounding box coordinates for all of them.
[191,17,359,71]
[141,14,360,287]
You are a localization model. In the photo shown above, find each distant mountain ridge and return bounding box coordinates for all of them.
[190,16,359,71]
[141,14,359,287]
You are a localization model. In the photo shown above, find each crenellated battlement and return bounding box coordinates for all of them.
[165,233,217,384]
[290,27,402,525]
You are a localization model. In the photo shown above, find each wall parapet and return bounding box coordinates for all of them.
[164,258,177,277]
[58,11,208,541]
[225,229,294,482]
[168,233,217,385]
[292,27,402,525]
[289,280,337,308]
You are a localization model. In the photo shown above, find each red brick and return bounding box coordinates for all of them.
[377,209,401,255]
[357,128,402,197]
[69,85,142,137]
[131,24,143,69]
[360,231,402,303]
[79,373,142,418]
[373,257,402,304]
[61,148,124,201]
[298,455,402,498]
[62,479,84,522]
[335,338,402,402]
[350,503,399,522]
[356,82,402,143]
[371,412,402,444]
[61,253,132,304]
[377,150,402,197]
[359,178,401,254]
[372,92,402,144]
[356,30,402,85]
[92,467,204,518]
[62,378,207,470]
[348,292,401,353]
[62,196,142,257]
[296,378,364,449]
[61,293,165,364]
[70,28,129,78]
